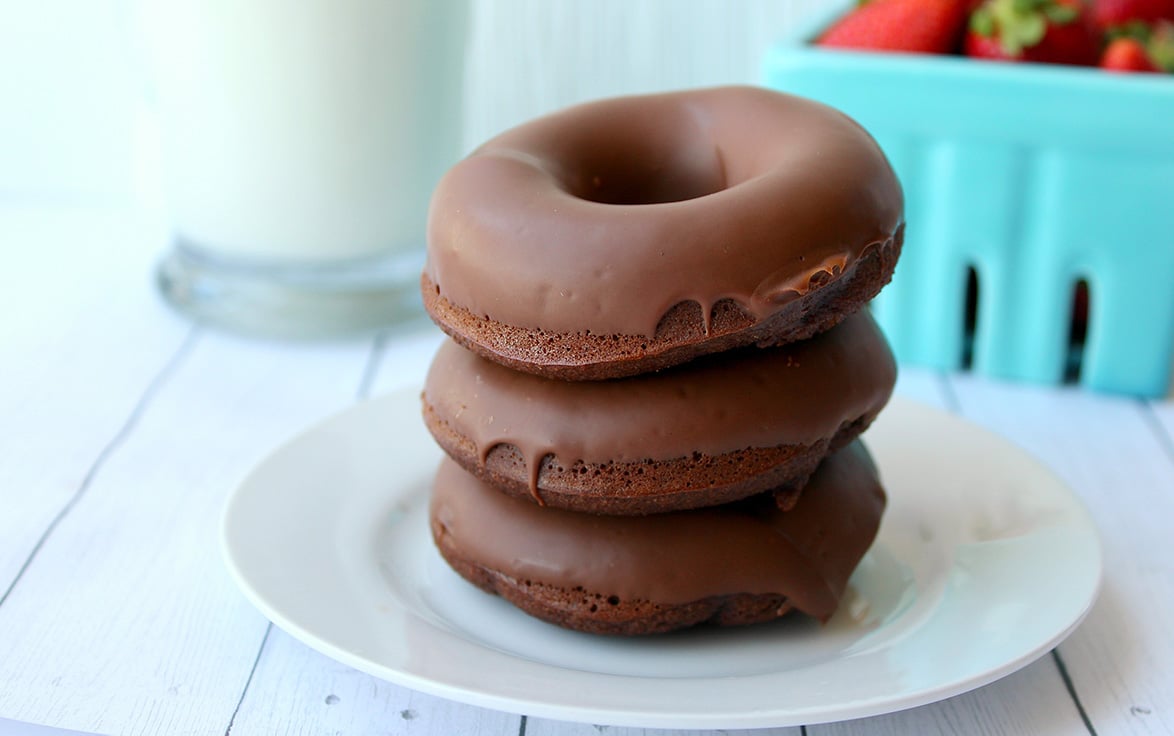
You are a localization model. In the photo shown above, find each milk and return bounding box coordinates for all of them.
[139,0,467,263]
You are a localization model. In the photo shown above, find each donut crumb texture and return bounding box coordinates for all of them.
[421,230,901,381]
[422,404,876,515]
[436,543,796,636]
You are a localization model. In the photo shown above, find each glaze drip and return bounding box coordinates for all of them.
[423,311,896,493]
[429,440,886,618]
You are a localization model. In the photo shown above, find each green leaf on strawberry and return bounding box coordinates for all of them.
[966,0,1099,64]
[1148,20,1174,70]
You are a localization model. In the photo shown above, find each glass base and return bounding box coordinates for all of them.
[156,239,428,339]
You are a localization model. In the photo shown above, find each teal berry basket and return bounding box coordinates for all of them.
[764,6,1174,397]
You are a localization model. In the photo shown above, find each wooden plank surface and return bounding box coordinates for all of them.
[228,627,521,736]
[1149,400,1174,455]
[813,656,1087,736]
[0,207,190,593]
[525,723,800,736]
[0,328,375,734]
[0,206,379,734]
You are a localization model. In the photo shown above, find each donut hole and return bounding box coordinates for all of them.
[563,129,727,206]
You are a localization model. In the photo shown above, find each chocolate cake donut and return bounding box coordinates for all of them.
[422,85,903,380]
[430,441,886,636]
[422,311,896,515]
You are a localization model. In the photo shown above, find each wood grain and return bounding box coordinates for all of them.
[812,656,1087,736]
[1147,401,1174,461]
[0,208,190,594]
[228,627,520,736]
[525,722,801,736]
[0,276,374,733]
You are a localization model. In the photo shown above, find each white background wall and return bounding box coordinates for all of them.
[0,0,139,201]
[463,1,829,147]
[0,0,831,205]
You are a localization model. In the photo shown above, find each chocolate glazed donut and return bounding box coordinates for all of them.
[430,441,887,635]
[422,85,904,380]
[422,311,896,515]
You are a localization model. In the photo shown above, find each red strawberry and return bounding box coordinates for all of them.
[965,0,1101,65]
[964,30,1014,58]
[1101,36,1162,69]
[817,0,970,54]
[1093,0,1174,30]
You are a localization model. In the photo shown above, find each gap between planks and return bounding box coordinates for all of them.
[0,326,201,610]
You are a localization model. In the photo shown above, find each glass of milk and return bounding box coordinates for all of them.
[139,0,467,337]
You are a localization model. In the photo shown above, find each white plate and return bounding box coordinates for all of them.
[222,390,1101,729]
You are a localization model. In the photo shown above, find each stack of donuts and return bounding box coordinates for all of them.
[419,86,905,636]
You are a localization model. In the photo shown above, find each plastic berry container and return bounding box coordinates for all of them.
[764,5,1174,397]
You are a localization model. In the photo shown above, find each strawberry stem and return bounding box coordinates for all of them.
[971,8,997,36]
[981,0,1077,57]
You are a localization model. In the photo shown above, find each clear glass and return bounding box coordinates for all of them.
[139,0,467,336]
[156,240,427,338]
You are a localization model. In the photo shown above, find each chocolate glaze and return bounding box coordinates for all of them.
[422,311,896,497]
[430,441,886,620]
[424,85,903,337]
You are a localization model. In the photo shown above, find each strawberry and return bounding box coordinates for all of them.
[817,0,970,54]
[1101,36,1162,69]
[965,0,1101,65]
[1093,0,1174,31]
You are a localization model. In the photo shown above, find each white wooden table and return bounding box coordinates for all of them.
[1,204,1172,736]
